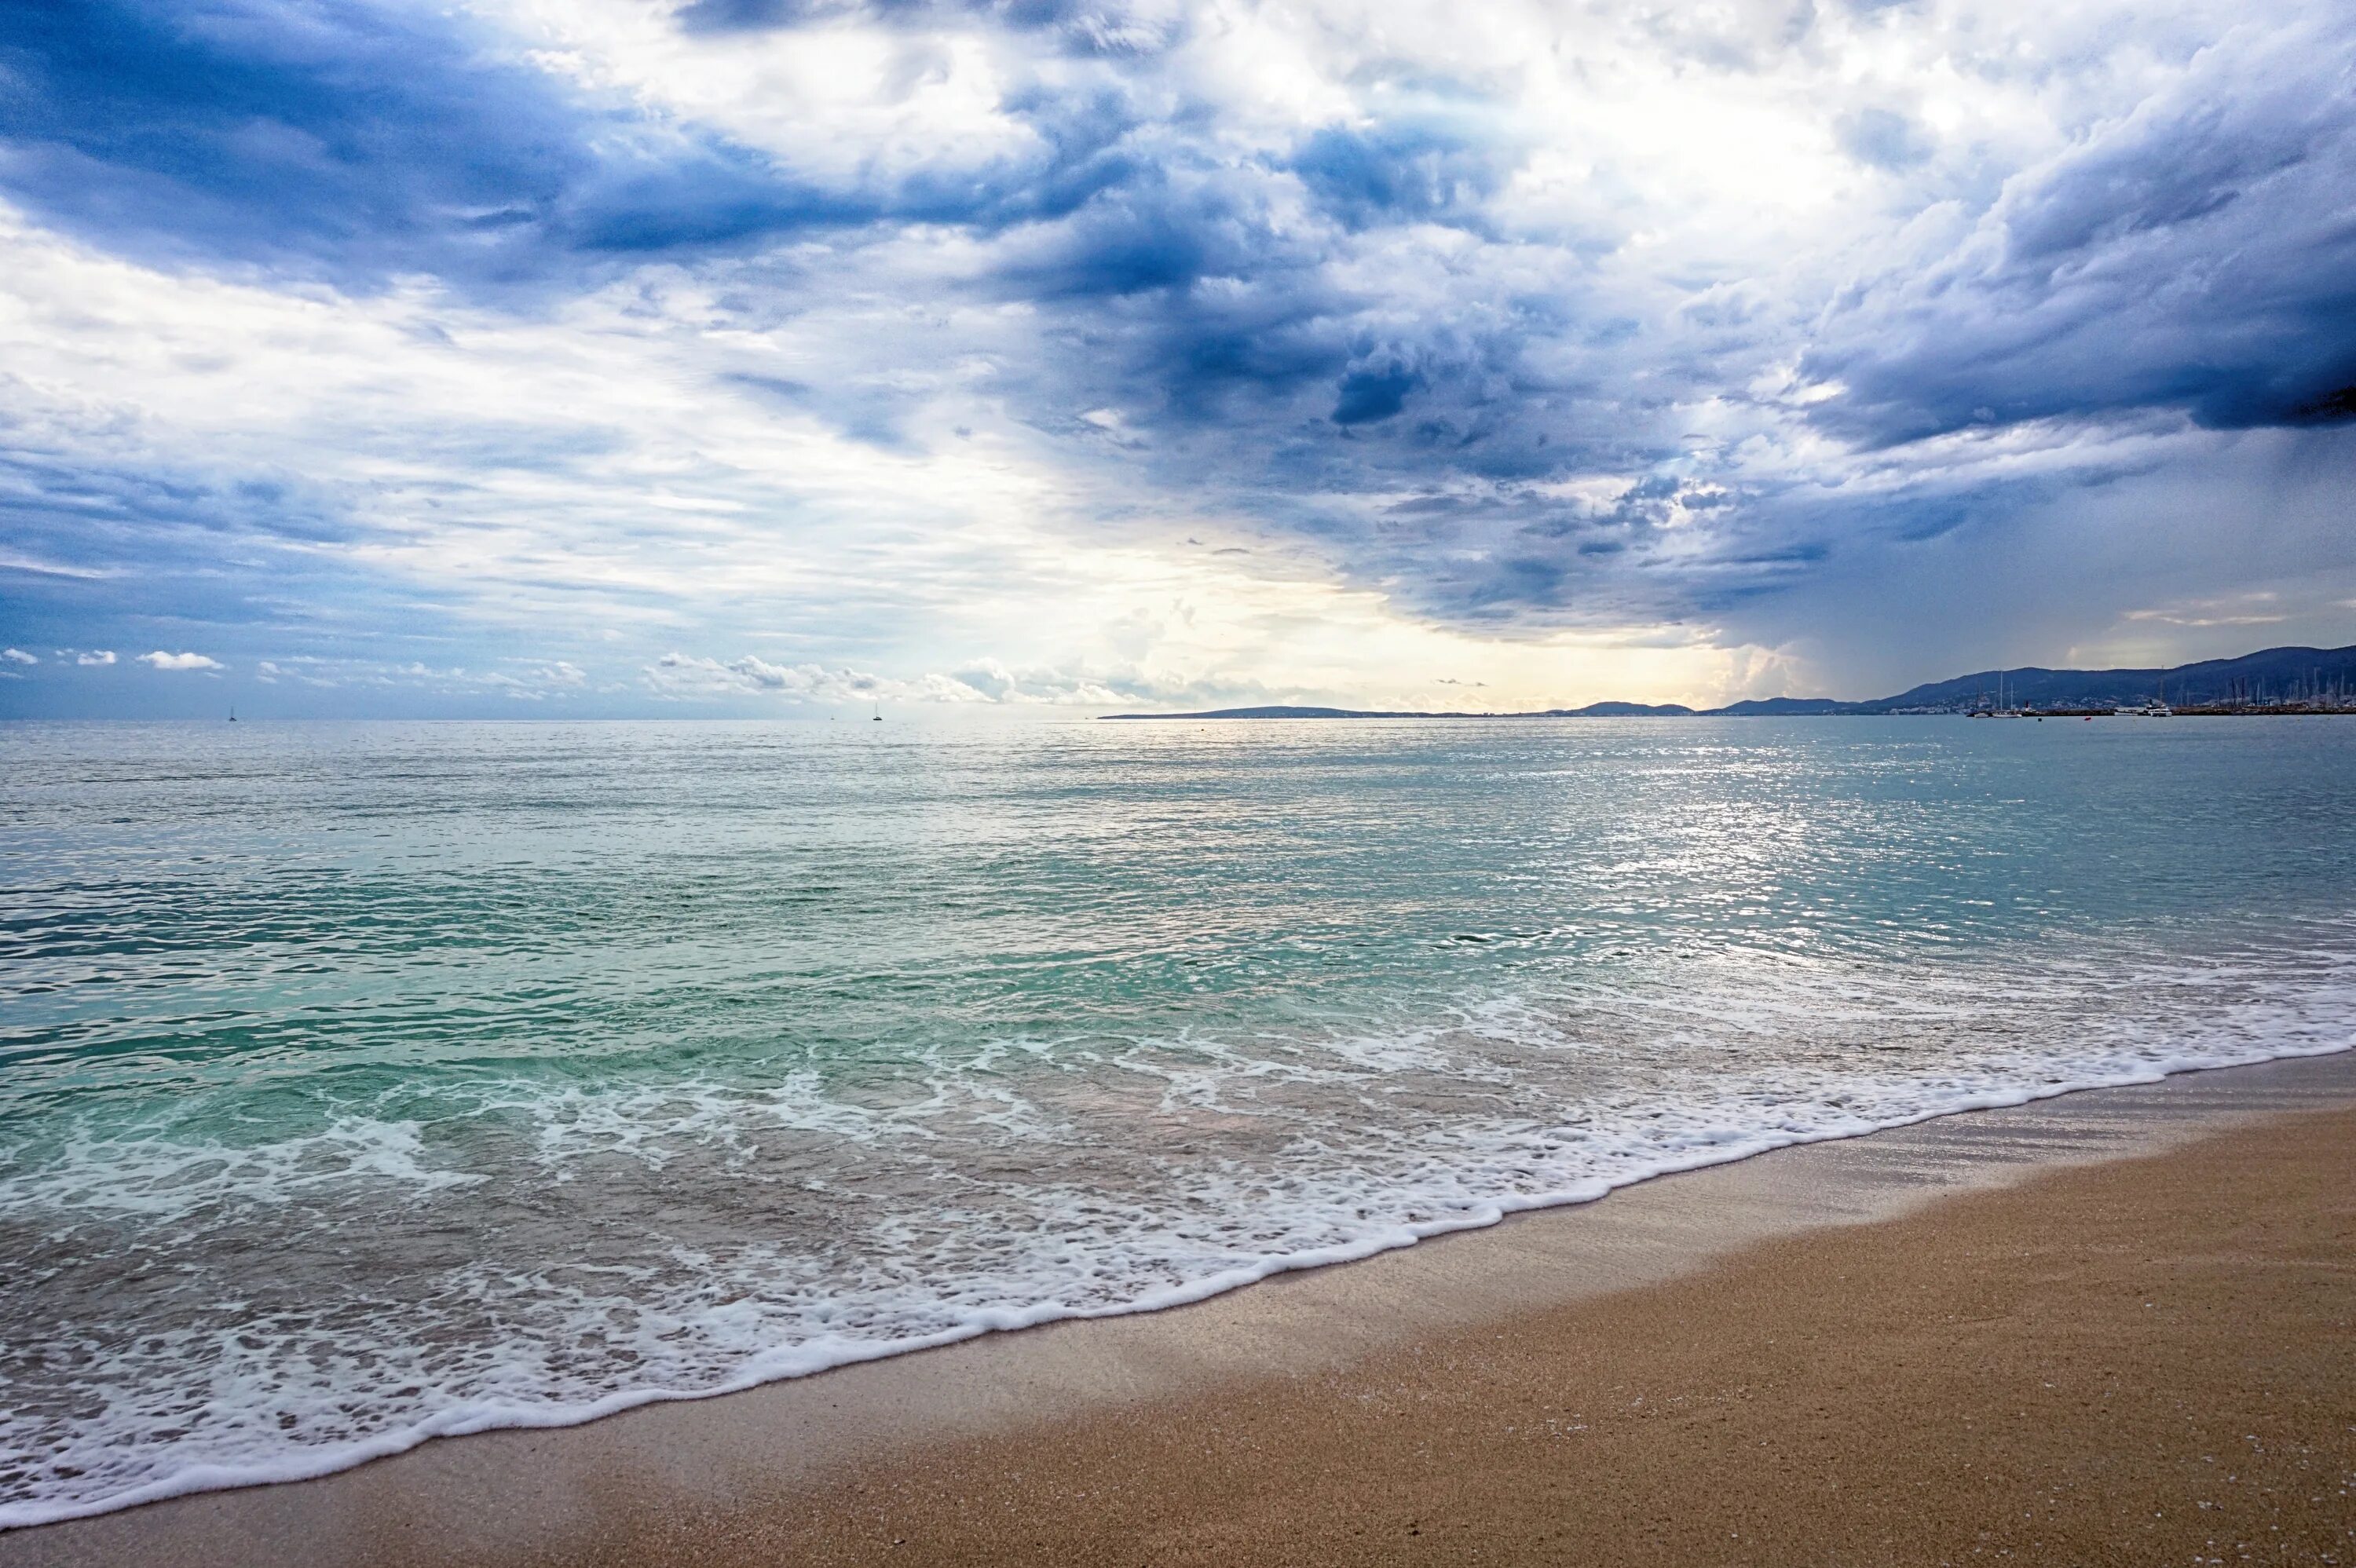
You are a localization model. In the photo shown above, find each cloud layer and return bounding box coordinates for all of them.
[1,0,2350,715]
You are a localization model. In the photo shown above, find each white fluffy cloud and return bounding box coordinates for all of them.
[138,651,225,671]
[642,652,1133,705]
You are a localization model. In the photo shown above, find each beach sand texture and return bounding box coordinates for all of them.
[6,1051,2351,1568]
[757,1104,2352,1568]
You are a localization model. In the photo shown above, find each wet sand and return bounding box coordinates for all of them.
[7,1050,2354,1567]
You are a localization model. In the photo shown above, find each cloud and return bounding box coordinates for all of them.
[75,649,117,666]
[942,656,1134,704]
[2,0,2352,718]
[1331,360,1423,426]
[137,650,224,670]
[1834,108,1932,173]
[3,648,38,664]
[1290,117,1515,233]
[667,0,1191,60]
[0,0,591,287]
[1803,21,2356,444]
[0,0,999,292]
[642,651,1133,704]
[0,548,116,578]
[0,0,1197,299]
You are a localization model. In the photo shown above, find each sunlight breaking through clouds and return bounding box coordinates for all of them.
[0,0,2350,715]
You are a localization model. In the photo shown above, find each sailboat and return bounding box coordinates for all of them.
[1973,668,2017,716]
[873,701,882,722]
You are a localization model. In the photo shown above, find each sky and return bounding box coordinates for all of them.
[1,0,2352,718]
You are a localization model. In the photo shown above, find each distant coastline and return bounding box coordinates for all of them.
[1104,641,2356,719]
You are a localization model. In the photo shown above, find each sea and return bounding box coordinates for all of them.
[2,715,2352,1526]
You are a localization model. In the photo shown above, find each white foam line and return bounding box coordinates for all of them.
[4,1035,2344,1534]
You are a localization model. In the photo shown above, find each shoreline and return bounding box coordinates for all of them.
[5,1045,2353,1566]
[5,1042,2352,1533]
[766,1089,2356,1566]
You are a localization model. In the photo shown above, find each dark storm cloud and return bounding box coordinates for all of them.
[1805,24,2356,444]
[0,0,593,283]
[675,0,1185,54]
[995,154,1280,298]
[1289,119,1513,232]
[0,0,1140,290]
[1330,361,1421,424]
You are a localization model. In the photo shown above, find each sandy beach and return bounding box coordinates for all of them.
[759,1098,2354,1568]
[6,1051,2352,1568]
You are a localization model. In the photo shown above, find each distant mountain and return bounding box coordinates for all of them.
[1124,704,1487,719]
[1119,701,1701,718]
[1100,644,2356,719]
[1540,701,1696,717]
[1854,645,2356,713]
[1708,696,1850,716]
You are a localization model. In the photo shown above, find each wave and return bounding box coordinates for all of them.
[3,971,2347,1530]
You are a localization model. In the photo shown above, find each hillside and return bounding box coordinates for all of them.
[1102,644,2356,718]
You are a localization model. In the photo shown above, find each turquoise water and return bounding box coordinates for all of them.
[2,715,2353,1524]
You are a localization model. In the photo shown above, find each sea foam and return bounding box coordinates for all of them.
[2,949,2348,1529]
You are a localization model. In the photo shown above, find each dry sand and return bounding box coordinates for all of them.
[741,1102,2355,1568]
[6,1053,2352,1568]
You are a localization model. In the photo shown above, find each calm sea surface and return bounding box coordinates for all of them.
[3,716,2352,1523]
